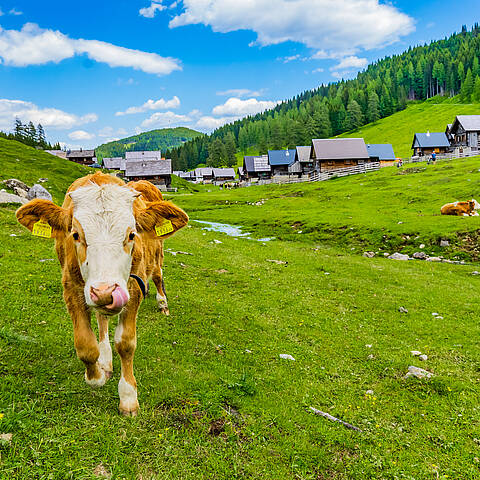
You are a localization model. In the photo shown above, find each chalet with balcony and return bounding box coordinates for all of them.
[194,167,214,183]
[449,115,480,151]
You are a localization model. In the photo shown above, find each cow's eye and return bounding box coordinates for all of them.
[72,232,79,241]
[129,232,136,241]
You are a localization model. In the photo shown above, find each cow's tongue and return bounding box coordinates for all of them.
[106,287,129,310]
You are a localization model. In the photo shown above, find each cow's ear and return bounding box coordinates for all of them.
[16,199,71,238]
[135,200,188,238]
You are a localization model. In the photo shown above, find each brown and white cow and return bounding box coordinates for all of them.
[441,199,480,216]
[16,172,188,415]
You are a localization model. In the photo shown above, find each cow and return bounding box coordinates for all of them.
[441,199,480,216]
[16,172,188,415]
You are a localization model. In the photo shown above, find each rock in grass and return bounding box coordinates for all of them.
[419,354,428,361]
[388,253,410,261]
[426,256,442,262]
[365,389,374,395]
[279,354,295,361]
[0,433,12,445]
[398,306,408,313]
[419,244,425,249]
[267,259,287,265]
[440,240,450,247]
[212,239,223,244]
[413,252,428,260]
[363,251,375,258]
[27,184,52,201]
[0,192,27,204]
[472,271,480,275]
[404,366,433,379]
[410,350,422,356]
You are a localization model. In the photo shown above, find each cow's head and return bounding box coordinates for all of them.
[16,183,188,315]
[472,199,480,210]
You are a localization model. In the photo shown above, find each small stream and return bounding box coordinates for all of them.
[192,220,275,242]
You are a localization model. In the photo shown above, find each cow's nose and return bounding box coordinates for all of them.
[90,283,116,306]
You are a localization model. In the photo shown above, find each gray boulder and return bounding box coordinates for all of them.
[3,178,29,192]
[388,252,410,261]
[440,240,450,247]
[0,191,28,204]
[404,366,433,379]
[27,184,52,201]
[413,252,428,260]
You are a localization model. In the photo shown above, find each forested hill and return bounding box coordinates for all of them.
[167,24,480,171]
[95,127,203,160]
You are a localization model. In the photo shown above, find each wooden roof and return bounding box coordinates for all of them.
[67,149,95,158]
[312,138,369,160]
[125,159,172,177]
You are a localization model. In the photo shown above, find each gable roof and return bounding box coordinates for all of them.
[103,157,124,169]
[125,150,162,160]
[268,149,297,166]
[125,159,172,177]
[212,168,235,178]
[312,138,369,160]
[366,143,396,161]
[244,155,270,173]
[454,115,480,132]
[296,146,312,162]
[412,132,450,149]
[194,167,213,177]
[67,149,95,158]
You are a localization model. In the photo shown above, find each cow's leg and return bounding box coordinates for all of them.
[115,301,140,416]
[66,294,106,387]
[96,313,113,379]
[152,267,169,315]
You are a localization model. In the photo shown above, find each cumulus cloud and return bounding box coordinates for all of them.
[115,96,180,116]
[312,67,324,73]
[139,2,166,18]
[0,23,181,75]
[98,126,128,138]
[170,0,414,54]
[212,97,280,116]
[278,54,301,63]
[68,130,95,141]
[141,110,192,128]
[216,88,265,98]
[0,98,97,130]
[195,115,239,130]
[331,55,368,70]
[9,8,22,15]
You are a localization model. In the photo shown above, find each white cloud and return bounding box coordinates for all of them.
[331,55,368,70]
[0,23,181,75]
[68,130,95,141]
[195,115,239,130]
[216,88,265,98]
[212,97,280,116]
[312,68,324,73]
[0,98,97,130]
[170,0,414,54]
[9,8,22,15]
[141,110,192,128]
[278,54,301,63]
[139,2,166,18]
[98,126,129,138]
[115,96,180,116]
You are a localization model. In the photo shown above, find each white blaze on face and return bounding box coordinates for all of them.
[69,183,137,307]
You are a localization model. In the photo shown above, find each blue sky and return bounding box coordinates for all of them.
[0,0,477,149]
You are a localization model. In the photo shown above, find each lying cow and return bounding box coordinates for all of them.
[16,172,188,415]
[440,199,480,216]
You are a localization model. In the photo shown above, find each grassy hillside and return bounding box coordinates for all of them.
[340,99,480,158]
[0,138,92,202]
[3,157,480,477]
[96,127,203,161]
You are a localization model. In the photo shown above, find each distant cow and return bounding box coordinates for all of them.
[16,173,188,415]
[441,199,480,216]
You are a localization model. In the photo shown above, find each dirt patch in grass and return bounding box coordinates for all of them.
[396,167,426,175]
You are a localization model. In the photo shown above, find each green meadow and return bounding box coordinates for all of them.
[2,148,480,478]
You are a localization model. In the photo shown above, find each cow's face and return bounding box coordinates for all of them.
[16,183,188,316]
[69,184,138,314]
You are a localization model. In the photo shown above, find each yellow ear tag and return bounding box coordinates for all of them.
[155,219,174,237]
[32,221,52,238]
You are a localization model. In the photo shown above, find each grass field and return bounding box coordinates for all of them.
[339,99,480,158]
[2,154,480,478]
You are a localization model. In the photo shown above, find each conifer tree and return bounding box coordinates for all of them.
[346,100,363,130]
[461,68,474,102]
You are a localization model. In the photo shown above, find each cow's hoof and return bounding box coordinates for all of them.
[119,404,139,417]
[85,368,106,388]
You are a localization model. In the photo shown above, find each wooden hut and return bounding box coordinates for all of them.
[66,149,96,165]
[311,138,370,172]
[366,143,396,167]
[267,149,297,176]
[103,157,126,171]
[212,168,235,183]
[124,159,172,186]
[296,146,314,174]
[411,132,450,156]
[449,115,480,151]
[243,155,271,180]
